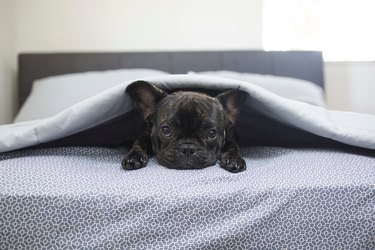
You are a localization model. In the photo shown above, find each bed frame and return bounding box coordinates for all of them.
[17,50,340,148]
[18,50,324,109]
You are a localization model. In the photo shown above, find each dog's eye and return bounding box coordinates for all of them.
[207,129,217,139]
[161,126,172,136]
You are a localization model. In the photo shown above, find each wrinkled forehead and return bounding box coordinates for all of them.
[156,93,224,125]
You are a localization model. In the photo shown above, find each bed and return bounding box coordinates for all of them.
[0,51,374,249]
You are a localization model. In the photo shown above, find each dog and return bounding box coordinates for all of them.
[121,80,248,173]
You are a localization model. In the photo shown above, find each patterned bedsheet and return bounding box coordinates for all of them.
[1,146,374,249]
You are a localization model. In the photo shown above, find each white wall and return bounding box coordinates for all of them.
[325,62,375,114]
[1,0,374,125]
[15,0,263,52]
[0,0,15,124]
[0,0,263,124]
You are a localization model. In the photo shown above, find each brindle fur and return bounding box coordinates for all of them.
[122,81,247,173]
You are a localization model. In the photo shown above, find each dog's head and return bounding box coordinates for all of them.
[126,81,247,169]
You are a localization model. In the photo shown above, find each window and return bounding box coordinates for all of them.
[263,0,375,61]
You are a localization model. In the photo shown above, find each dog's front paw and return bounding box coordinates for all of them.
[219,153,246,173]
[122,149,149,170]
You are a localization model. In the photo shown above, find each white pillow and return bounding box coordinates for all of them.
[188,70,325,107]
[15,69,168,122]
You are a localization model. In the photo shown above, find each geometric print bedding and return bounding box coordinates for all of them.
[1,146,374,249]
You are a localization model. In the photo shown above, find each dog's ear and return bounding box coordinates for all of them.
[126,80,167,120]
[216,89,248,127]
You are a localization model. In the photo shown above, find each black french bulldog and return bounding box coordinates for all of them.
[122,81,248,173]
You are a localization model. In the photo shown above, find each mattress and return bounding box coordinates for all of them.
[1,146,374,249]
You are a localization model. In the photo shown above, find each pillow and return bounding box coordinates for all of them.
[188,70,325,107]
[14,69,168,122]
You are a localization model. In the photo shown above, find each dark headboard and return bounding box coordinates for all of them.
[18,50,324,108]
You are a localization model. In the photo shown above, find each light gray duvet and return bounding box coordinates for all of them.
[0,74,375,152]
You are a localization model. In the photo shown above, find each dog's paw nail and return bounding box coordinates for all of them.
[220,156,246,173]
[122,150,149,170]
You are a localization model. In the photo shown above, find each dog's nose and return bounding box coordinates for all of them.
[179,143,197,157]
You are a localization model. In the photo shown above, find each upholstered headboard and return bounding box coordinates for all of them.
[18,50,324,109]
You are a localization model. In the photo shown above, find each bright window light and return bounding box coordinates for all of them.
[263,0,375,62]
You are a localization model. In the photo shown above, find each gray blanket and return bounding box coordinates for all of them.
[1,74,375,152]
